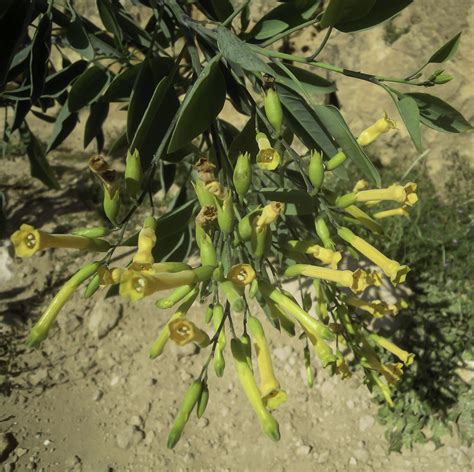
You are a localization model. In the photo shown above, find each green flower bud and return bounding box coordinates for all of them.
[167,379,203,449]
[125,148,143,199]
[240,333,253,371]
[249,279,258,299]
[326,150,347,171]
[204,304,214,324]
[155,284,195,309]
[83,273,100,299]
[314,216,334,250]
[72,227,111,238]
[199,232,217,267]
[103,186,121,225]
[233,152,252,196]
[213,303,226,377]
[215,193,235,236]
[308,150,324,192]
[238,214,254,241]
[304,345,314,388]
[193,180,215,208]
[264,88,283,138]
[335,192,357,208]
[196,381,210,418]
[429,69,454,85]
[219,280,244,313]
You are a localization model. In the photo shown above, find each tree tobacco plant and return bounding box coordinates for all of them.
[1,0,472,447]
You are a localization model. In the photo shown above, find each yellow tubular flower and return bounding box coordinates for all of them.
[370,334,415,366]
[11,224,110,257]
[256,202,285,232]
[227,264,256,286]
[286,240,341,269]
[368,370,394,407]
[133,217,157,266]
[353,179,369,192]
[313,279,329,323]
[97,266,125,287]
[344,205,383,234]
[231,338,281,441]
[247,316,287,410]
[359,342,403,385]
[344,296,396,317]
[169,319,211,347]
[338,227,410,285]
[256,132,281,170]
[357,113,397,146]
[285,264,370,294]
[373,207,410,219]
[355,182,418,207]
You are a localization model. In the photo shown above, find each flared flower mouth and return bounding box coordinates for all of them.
[11,224,42,257]
[119,270,149,301]
[256,148,281,170]
[386,262,410,285]
[169,319,210,347]
[227,264,256,286]
[350,268,370,294]
[262,388,288,410]
[403,182,418,206]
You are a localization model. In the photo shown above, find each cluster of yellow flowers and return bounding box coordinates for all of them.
[11,106,417,445]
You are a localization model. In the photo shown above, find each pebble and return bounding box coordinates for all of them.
[349,457,357,466]
[346,399,355,409]
[116,426,144,450]
[64,455,82,472]
[87,300,123,339]
[317,450,329,464]
[16,447,28,458]
[92,389,103,401]
[296,445,312,456]
[28,369,48,387]
[354,448,369,462]
[422,440,436,452]
[57,314,81,334]
[171,343,199,359]
[359,415,375,432]
[198,418,209,428]
[128,416,143,428]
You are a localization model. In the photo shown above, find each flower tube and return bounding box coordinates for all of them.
[169,319,211,348]
[338,227,410,285]
[132,216,157,266]
[354,183,418,207]
[369,333,415,366]
[357,113,397,146]
[11,224,110,257]
[373,207,410,219]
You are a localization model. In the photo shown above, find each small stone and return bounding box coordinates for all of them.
[273,346,293,363]
[180,371,192,382]
[64,455,82,472]
[359,415,375,432]
[349,457,357,466]
[43,439,51,447]
[110,375,121,387]
[317,450,329,464]
[87,300,122,339]
[0,433,17,462]
[128,416,143,427]
[296,445,312,456]
[198,418,209,428]
[346,399,355,409]
[354,448,369,462]
[16,447,28,458]
[92,390,103,401]
[116,426,144,450]
[422,440,436,452]
[57,314,81,334]
[144,431,155,446]
[28,369,48,387]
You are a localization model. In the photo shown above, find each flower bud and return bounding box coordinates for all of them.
[125,148,143,199]
[314,216,334,250]
[429,69,453,84]
[199,232,217,267]
[308,150,324,192]
[215,193,235,236]
[304,345,314,388]
[264,88,283,137]
[357,113,397,147]
[155,284,195,309]
[249,279,258,299]
[103,185,121,225]
[233,152,252,196]
[238,213,254,241]
[83,273,100,299]
[196,381,210,418]
[193,179,215,208]
[219,280,245,313]
[326,150,347,171]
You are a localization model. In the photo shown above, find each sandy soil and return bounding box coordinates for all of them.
[1,1,474,471]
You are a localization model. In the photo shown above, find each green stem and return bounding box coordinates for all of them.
[261,19,319,48]
[222,0,250,27]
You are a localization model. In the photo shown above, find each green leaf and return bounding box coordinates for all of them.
[84,101,110,150]
[228,116,258,163]
[66,6,95,60]
[217,26,273,74]
[97,0,124,47]
[108,131,128,157]
[130,76,179,168]
[25,127,59,189]
[269,63,336,95]
[46,103,79,153]
[68,66,109,112]
[320,0,376,29]
[30,13,52,101]
[103,64,140,101]
[0,0,33,87]
[257,188,315,215]
[428,32,462,64]
[127,57,174,143]
[336,0,412,32]
[406,93,472,134]
[396,95,422,152]
[168,55,226,153]
[198,0,234,22]
[277,85,338,158]
[314,105,381,186]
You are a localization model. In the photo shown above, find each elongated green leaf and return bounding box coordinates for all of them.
[406,93,472,134]
[198,0,234,22]
[314,105,381,186]
[168,55,226,153]
[320,0,376,28]
[269,63,335,95]
[277,85,337,158]
[217,26,272,74]
[46,103,79,153]
[337,0,412,32]
[257,188,315,215]
[84,101,110,149]
[103,64,140,101]
[68,66,109,112]
[396,96,422,152]
[228,116,258,163]
[108,131,128,157]
[97,0,123,46]
[0,0,33,87]
[130,76,179,168]
[25,127,59,189]
[127,57,174,143]
[428,32,462,64]
[66,7,95,60]
[30,13,52,100]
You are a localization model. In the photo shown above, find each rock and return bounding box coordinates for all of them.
[0,433,17,462]
[92,389,103,401]
[171,343,199,359]
[273,346,293,363]
[116,426,144,450]
[422,440,436,452]
[28,369,48,387]
[296,445,312,456]
[349,457,357,466]
[359,415,375,432]
[64,455,82,472]
[128,416,143,428]
[16,447,28,458]
[354,448,369,463]
[346,399,355,409]
[317,450,329,464]
[87,300,122,339]
[198,418,209,429]
[0,245,14,284]
[57,314,82,334]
